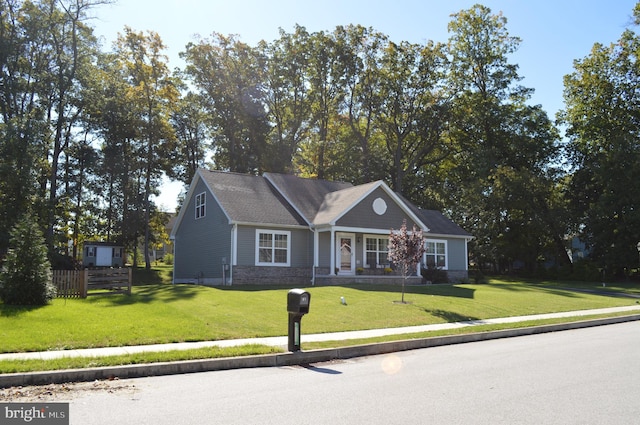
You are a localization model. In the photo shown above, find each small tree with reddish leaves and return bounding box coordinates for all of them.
[388,220,426,303]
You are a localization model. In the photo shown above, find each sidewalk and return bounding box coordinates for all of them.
[2,305,639,362]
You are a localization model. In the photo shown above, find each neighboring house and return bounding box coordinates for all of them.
[170,169,472,285]
[82,241,124,268]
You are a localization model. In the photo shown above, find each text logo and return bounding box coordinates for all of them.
[1,403,68,425]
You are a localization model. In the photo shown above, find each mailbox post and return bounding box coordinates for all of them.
[287,288,311,352]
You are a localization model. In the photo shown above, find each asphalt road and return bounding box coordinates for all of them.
[68,321,640,425]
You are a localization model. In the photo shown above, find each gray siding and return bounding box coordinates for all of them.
[174,179,232,283]
[445,237,468,271]
[318,231,331,268]
[292,228,313,267]
[337,188,420,230]
[236,225,313,267]
[236,226,255,266]
[422,235,468,271]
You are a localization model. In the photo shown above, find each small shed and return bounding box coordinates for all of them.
[82,241,124,268]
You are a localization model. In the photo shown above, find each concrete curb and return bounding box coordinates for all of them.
[2,313,640,388]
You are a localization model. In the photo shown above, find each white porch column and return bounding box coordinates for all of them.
[330,229,336,275]
[229,223,237,285]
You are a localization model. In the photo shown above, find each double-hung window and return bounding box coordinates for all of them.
[365,236,389,268]
[195,192,206,219]
[256,230,290,266]
[425,240,447,269]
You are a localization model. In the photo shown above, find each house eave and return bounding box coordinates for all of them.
[231,221,310,230]
[425,232,474,240]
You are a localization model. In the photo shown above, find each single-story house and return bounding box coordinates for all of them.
[82,241,124,268]
[170,169,472,285]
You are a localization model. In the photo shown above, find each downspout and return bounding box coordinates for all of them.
[465,237,472,271]
[170,236,176,285]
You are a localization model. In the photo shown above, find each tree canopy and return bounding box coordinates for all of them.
[1,0,640,279]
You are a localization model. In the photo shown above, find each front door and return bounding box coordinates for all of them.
[336,233,355,275]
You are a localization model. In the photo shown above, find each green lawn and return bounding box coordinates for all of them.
[0,266,637,354]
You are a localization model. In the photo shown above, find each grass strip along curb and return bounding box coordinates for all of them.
[2,313,639,389]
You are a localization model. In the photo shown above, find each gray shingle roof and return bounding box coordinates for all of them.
[199,170,306,226]
[417,209,471,237]
[313,181,379,225]
[395,191,471,237]
[196,169,470,237]
[264,173,353,223]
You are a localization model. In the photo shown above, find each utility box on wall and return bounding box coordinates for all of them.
[82,242,124,268]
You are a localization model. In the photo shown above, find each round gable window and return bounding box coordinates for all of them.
[372,197,387,215]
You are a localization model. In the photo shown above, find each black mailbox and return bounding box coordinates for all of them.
[287,289,311,352]
[287,288,311,315]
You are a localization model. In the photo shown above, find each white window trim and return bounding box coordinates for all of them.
[195,192,206,219]
[424,239,448,270]
[363,234,389,268]
[255,229,291,267]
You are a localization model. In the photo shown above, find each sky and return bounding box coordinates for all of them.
[89,0,639,211]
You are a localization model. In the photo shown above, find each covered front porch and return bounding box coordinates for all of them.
[311,227,423,284]
[313,229,394,274]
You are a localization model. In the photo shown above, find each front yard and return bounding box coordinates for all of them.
[0,266,636,354]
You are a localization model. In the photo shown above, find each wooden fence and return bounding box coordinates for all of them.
[51,268,132,298]
[52,270,85,298]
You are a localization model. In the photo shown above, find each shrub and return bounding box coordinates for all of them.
[0,213,55,305]
[163,253,174,265]
[421,266,449,284]
[471,268,487,284]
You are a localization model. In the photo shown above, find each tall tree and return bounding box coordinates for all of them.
[301,29,347,179]
[445,4,565,272]
[65,133,97,261]
[561,12,640,275]
[43,0,105,253]
[115,27,179,269]
[83,51,140,246]
[378,39,451,195]
[0,0,51,255]
[338,24,387,183]
[170,91,209,186]
[183,33,268,174]
[0,0,106,259]
[259,25,312,173]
